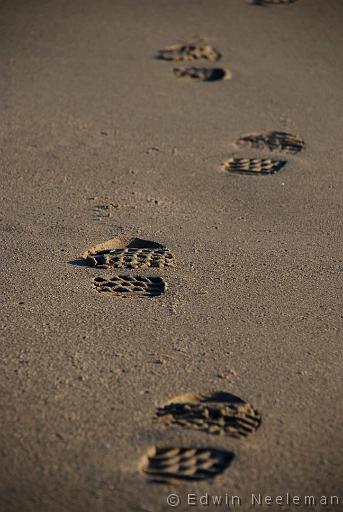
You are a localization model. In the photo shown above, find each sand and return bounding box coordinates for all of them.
[1,0,343,510]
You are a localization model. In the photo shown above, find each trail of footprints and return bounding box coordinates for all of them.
[78,238,263,483]
[81,237,174,298]
[75,0,303,491]
[81,238,261,484]
[78,237,263,483]
[146,31,302,483]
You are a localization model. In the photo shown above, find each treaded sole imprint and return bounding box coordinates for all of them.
[88,248,175,269]
[221,157,286,175]
[236,131,304,154]
[141,447,234,483]
[93,275,166,297]
[82,237,176,269]
[174,67,231,82]
[155,43,221,62]
[156,391,261,438]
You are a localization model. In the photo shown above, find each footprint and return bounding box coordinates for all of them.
[173,67,231,82]
[93,275,166,298]
[154,41,232,84]
[155,43,221,62]
[141,446,234,483]
[236,131,305,154]
[82,237,176,269]
[248,0,297,5]
[156,391,261,438]
[221,157,287,175]
[78,236,173,298]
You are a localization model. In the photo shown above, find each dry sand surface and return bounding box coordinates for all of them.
[1,0,343,510]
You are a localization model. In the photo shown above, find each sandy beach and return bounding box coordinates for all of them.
[1,0,343,510]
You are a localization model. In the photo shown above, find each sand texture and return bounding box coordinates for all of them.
[1,0,343,510]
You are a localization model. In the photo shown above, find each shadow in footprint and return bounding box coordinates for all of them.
[174,67,231,82]
[68,258,89,267]
[249,0,297,5]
